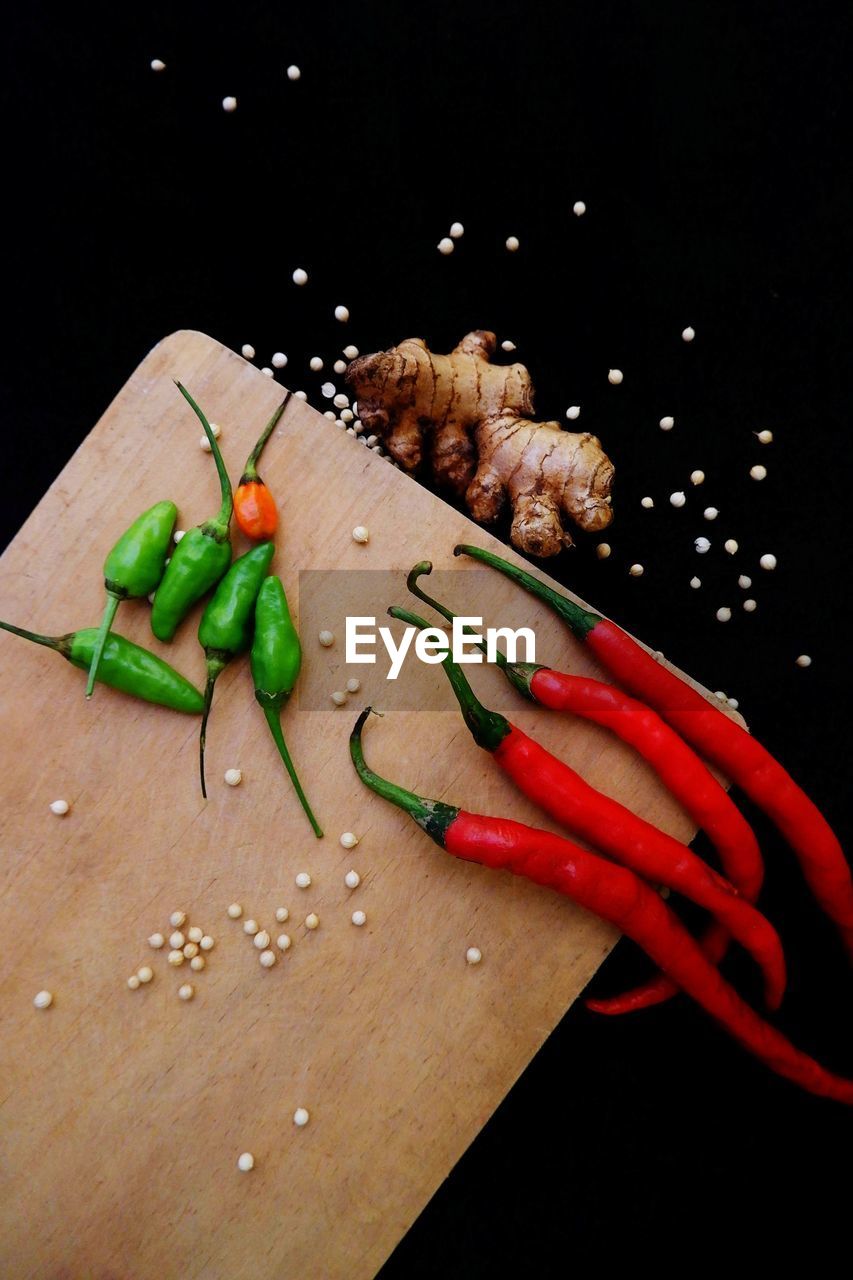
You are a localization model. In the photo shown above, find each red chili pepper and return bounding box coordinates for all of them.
[233,397,288,541]
[407,560,763,1014]
[350,708,853,1103]
[388,605,785,1009]
[456,543,853,960]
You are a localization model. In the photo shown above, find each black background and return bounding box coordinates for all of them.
[2,1,852,1274]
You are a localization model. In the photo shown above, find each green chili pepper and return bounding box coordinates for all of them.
[1,619,205,713]
[251,576,323,837]
[85,500,177,697]
[150,383,234,643]
[197,541,275,797]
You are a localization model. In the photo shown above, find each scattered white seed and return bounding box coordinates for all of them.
[728,698,740,710]
[344,869,361,889]
[323,410,336,420]
[222,96,237,112]
[757,430,774,444]
[261,368,274,378]
[321,382,336,399]
[759,554,777,571]
[641,496,654,509]
[224,768,242,787]
[259,949,277,968]
[148,932,165,949]
[796,655,812,668]
[305,913,320,930]
[750,464,767,481]
[738,575,752,588]
[331,690,347,706]
[659,416,674,430]
[277,934,291,951]
[286,64,301,81]
[309,356,324,372]
[272,351,288,369]
[49,799,69,816]
[345,677,360,694]
[743,599,757,612]
[566,406,581,420]
[169,910,187,928]
[704,507,719,521]
[608,369,623,385]
[716,607,732,622]
[466,947,483,965]
[670,492,686,508]
[190,955,205,972]
[501,340,517,352]
[173,530,186,545]
[182,942,199,959]
[573,200,586,216]
[352,525,369,544]
[127,974,140,990]
[137,966,153,985]
[292,267,308,286]
[150,59,166,72]
[178,984,194,1001]
[243,919,259,935]
[187,925,203,944]
[199,435,213,452]
[241,343,255,359]
[33,990,53,1010]
[366,435,379,447]
[275,907,289,923]
[690,470,705,485]
[237,1152,255,1172]
[629,564,644,577]
[352,419,365,434]
[689,576,702,589]
[343,345,360,360]
[340,831,359,849]
[333,393,349,410]
[695,537,711,554]
[351,910,367,927]
[168,949,184,966]
[724,539,738,555]
[227,903,243,919]
[253,930,271,950]
[682,326,695,342]
[295,872,311,889]
[293,1107,310,1127]
[318,629,335,648]
[596,543,611,559]
[334,305,350,323]
[200,935,215,951]
[505,236,520,251]
[449,221,464,238]
[333,359,347,375]
[169,931,185,950]
[437,237,455,255]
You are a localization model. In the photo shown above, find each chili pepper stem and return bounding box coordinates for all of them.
[1,618,69,656]
[85,591,122,698]
[350,707,459,842]
[175,381,234,530]
[199,652,230,799]
[387,605,510,751]
[240,396,289,484]
[260,698,324,837]
[453,544,601,639]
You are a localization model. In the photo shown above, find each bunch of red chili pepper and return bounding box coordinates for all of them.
[349,546,853,1102]
[0,382,322,836]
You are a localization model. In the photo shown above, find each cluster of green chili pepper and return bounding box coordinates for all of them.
[1,381,321,833]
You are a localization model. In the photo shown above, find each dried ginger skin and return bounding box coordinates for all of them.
[347,331,614,557]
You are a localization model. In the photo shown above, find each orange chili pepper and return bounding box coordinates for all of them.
[234,395,288,540]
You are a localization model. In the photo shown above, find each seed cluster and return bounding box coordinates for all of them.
[128,909,215,997]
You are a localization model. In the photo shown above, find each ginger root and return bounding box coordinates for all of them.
[346,330,614,557]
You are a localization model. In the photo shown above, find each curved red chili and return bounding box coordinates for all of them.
[350,708,853,1104]
[388,605,785,1010]
[456,543,853,959]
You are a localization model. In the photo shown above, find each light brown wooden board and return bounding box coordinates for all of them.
[0,331,731,1280]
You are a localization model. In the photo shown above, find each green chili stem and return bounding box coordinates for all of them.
[175,381,234,529]
[407,561,507,669]
[349,707,459,843]
[242,396,289,482]
[85,592,121,698]
[1,619,65,654]
[199,654,229,799]
[453,543,602,639]
[262,701,323,837]
[387,605,510,752]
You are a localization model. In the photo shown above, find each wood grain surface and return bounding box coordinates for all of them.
[0,331,729,1280]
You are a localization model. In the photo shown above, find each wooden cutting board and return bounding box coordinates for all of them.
[0,331,729,1279]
